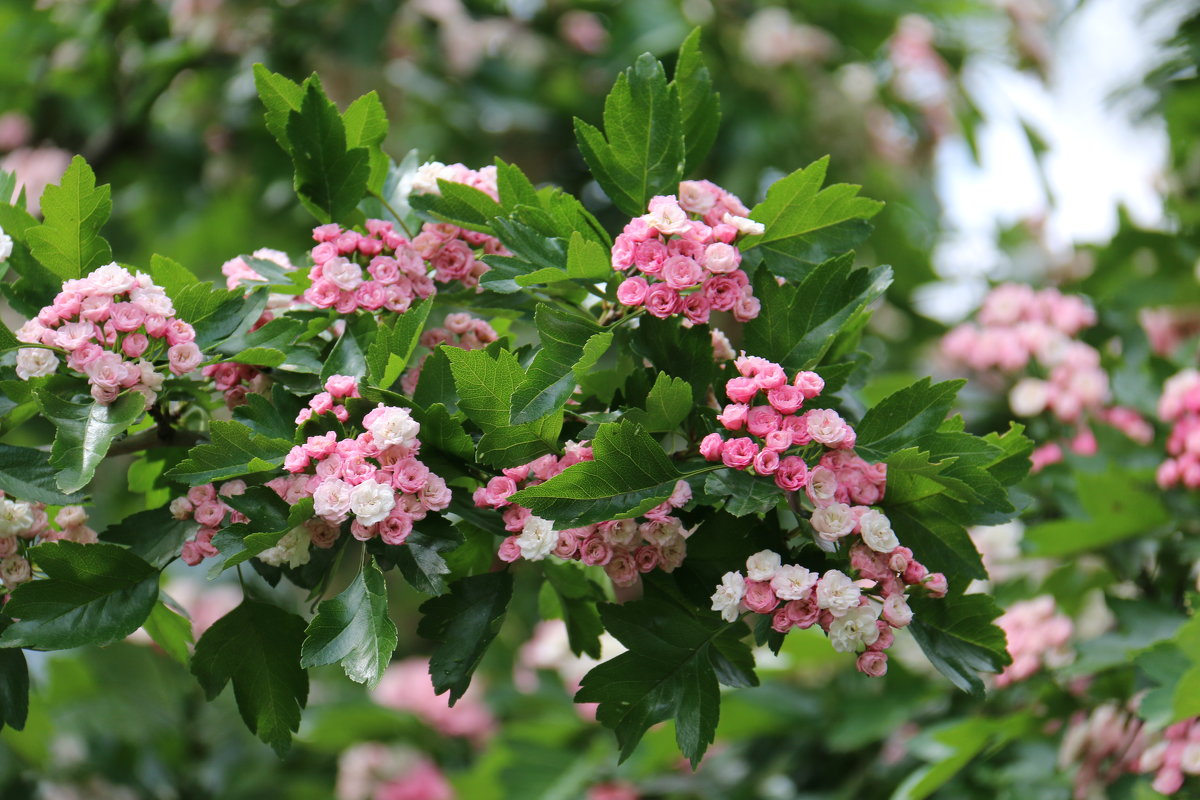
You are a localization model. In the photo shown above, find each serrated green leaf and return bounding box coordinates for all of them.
[0,541,158,650]
[25,155,113,281]
[743,254,892,371]
[854,378,966,462]
[163,420,293,485]
[234,386,305,442]
[629,315,716,403]
[510,420,714,527]
[672,29,720,174]
[704,469,785,517]
[100,506,194,569]
[253,64,304,153]
[908,594,1010,696]
[0,444,86,505]
[367,299,432,389]
[0,627,28,730]
[576,589,756,766]
[543,560,606,659]
[371,514,462,596]
[320,321,369,383]
[510,305,609,425]
[211,494,314,572]
[574,54,684,217]
[623,371,692,433]
[301,559,396,688]
[37,390,144,493]
[565,231,612,280]
[341,91,389,191]
[148,253,199,298]
[192,600,308,755]
[418,571,513,704]
[286,81,370,223]
[742,157,883,275]
[886,498,986,591]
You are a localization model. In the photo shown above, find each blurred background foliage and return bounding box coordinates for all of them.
[3,0,1200,798]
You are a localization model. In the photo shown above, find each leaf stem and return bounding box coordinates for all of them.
[368,188,415,238]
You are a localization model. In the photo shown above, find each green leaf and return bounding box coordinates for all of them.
[320,321,369,383]
[101,507,194,569]
[253,64,304,153]
[566,231,613,280]
[623,371,692,433]
[629,315,716,402]
[854,378,966,462]
[211,493,314,572]
[192,600,309,755]
[886,498,986,591]
[143,598,194,665]
[908,594,1010,696]
[0,541,158,650]
[286,80,370,223]
[234,386,305,442]
[412,346,458,412]
[0,444,86,505]
[366,299,432,389]
[576,591,756,766]
[475,417,564,469]
[510,420,713,527]
[37,390,144,493]
[574,53,684,217]
[163,420,293,486]
[892,717,1031,800]
[341,91,389,190]
[368,513,462,596]
[743,255,892,371]
[510,305,610,425]
[417,571,514,704]
[148,253,200,299]
[742,157,883,275]
[545,562,607,659]
[0,631,28,730]
[301,559,397,688]
[704,469,785,517]
[672,29,721,174]
[25,155,113,281]
[1025,469,1170,557]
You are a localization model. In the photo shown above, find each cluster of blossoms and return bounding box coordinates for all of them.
[295,373,363,426]
[283,391,451,546]
[371,658,496,746]
[1140,306,1200,357]
[942,283,1151,471]
[611,181,764,324]
[202,360,270,409]
[1137,718,1200,796]
[711,534,943,677]
[474,447,695,587]
[15,263,202,406]
[700,357,887,506]
[335,743,453,800]
[993,595,1073,687]
[303,220,438,314]
[169,479,341,568]
[1059,703,1150,800]
[400,312,499,395]
[410,161,510,289]
[0,494,96,591]
[1156,369,1200,489]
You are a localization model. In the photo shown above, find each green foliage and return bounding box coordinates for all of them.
[301,559,397,689]
[366,299,432,389]
[143,599,194,666]
[622,371,692,433]
[855,378,967,462]
[576,583,757,767]
[1026,469,1170,556]
[908,594,1011,697]
[100,507,194,569]
[510,420,715,527]
[743,254,893,372]
[674,29,721,175]
[509,305,611,425]
[24,155,113,281]
[0,542,158,650]
[37,390,144,493]
[542,560,607,659]
[0,626,28,731]
[704,468,785,517]
[417,571,513,705]
[164,420,293,486]
[192,600,309,755]
[0,444,86,505]
[742,157,883,279]
[629,315,716,402]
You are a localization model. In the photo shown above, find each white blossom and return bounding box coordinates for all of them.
[811,503,856,543]
[745,549,782,582]
[0,498,33,537]
[349,479,396,527]
[366,406,420,449]
[711,571,746,622]
[815,569,861,617]
[15,348,58,380]
[770,564,818,600]
[828,605,881,653]
[517,515,556,561]
[859,509,900,553]
[257,527,312,569]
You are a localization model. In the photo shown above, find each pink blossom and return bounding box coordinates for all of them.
[746,406,783,437]
[700,432,725,461]
[753,448,780,475]
[632,239,668,274]
[616,276,649,306]
[717,403,750,430]
[721,437,758,469]
[743,580,779,614]
[725,377,758,403]
[611,234,636,269]
[644,284,682,318]
[774,456,809,491]
[856,651,888,677]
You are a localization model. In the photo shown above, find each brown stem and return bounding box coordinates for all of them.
[107,428,205,457]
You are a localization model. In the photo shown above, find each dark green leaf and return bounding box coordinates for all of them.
[301,558,397,688]
[163,420,293,486]
[367,299,432,389]
[704,469,785,517]
[629,315,716,402]
[0,631,28,730]
[622,371,692,433]
[37,390,144,493]
[510,305,610,425]
[0,541,158,650]
[854,378,966,462]
[286,81,370,223]
[908,594,1010,696]
[192,600,309,755]
[418,571,514,705]
[101,506,194,569]
[0,444,86,505]
[543,560,606,659]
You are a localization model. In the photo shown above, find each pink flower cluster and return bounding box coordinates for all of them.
[611,182,764,324]
[169,479,341,567]
[1140,306,1200,357]
[0,493,97,591]
[371,658,495,746]
[295,373,363,426]
[1059,703,1149,800]
[303,220,438,314]
[282,385,451,545]
[15,263,202,406]
[994,595,1073,687]
[711,539,943,678]
[203,360,270,409]
[700,357,887,503]
[1137,718,1200,795]
[942,283,1151,471]
[335,743,455,800]
[474,447,695,587]
[400,313,499,396]
[1157,369,1200,489]
[410,162,510,289]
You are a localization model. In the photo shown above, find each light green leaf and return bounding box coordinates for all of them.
[623,372,692,433]
[908,594,1010,696]
[163,420,293,486]
[1026,469,1170,557]
[366,299,432,389]
[25,155,113,281]
[672,28,721,174]
[510,305,609,425]
[286,81,370,223]
[144,598,194,665]
[253,64,304,153]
